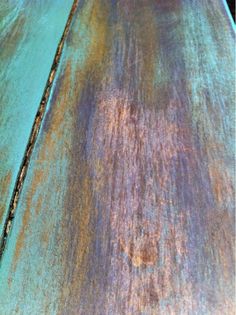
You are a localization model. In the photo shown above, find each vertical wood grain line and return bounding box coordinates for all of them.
[0,0,80,261]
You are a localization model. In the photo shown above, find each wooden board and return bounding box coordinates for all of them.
[0,1,235,314]
[0,0,74,237]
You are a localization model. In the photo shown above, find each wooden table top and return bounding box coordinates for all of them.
[0,1,235,314]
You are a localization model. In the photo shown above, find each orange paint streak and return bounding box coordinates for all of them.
[12,168,44,271]
[0,171,12,223]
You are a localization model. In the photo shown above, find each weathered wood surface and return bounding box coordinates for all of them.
[0,1,235,314]
[0,0,74,237]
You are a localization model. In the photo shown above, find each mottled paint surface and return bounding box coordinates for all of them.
[0,0,235,314]
[0,0,74,236]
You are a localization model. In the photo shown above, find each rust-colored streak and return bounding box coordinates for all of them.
[12,168,44,271]
[12,197,31,273]
[0,171,12,223]
[208,161,234,204]
[120,234,159,267]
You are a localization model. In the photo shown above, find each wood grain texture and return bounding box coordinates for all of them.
[0,0,74,236]
[0,1,235,314]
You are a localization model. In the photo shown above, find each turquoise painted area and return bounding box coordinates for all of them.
[0,3,99,312]
[0,60,71,315]
[0,0,73,235]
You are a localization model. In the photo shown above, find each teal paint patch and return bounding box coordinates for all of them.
[0,0,74,237]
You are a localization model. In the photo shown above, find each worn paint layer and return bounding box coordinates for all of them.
[0,0,74,237]
[0,1,235,314]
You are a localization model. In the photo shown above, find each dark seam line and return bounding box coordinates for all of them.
[0,0,80,261]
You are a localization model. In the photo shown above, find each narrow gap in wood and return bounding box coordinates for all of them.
[0,0,80,261]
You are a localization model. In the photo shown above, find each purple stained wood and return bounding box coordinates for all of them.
[0,0,235,314]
